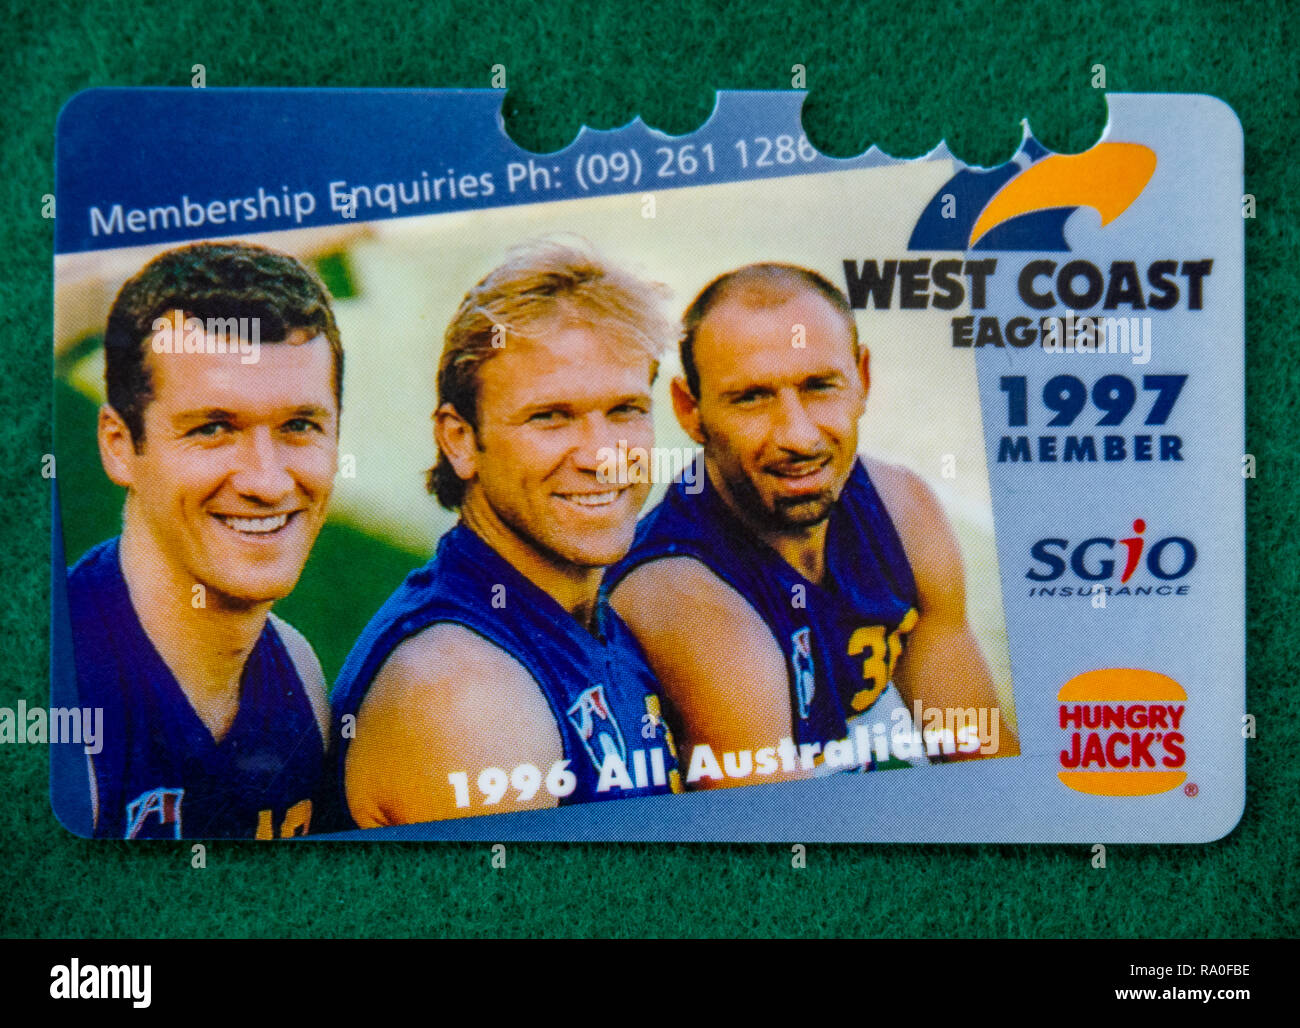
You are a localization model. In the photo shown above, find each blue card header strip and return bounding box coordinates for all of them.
[56,88,895,254]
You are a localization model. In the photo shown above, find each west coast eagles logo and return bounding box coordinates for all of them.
[566,685,627,771]
[909,140,1157,252]
[790,628,815,720]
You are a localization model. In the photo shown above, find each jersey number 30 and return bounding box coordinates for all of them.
[847,608,918,712]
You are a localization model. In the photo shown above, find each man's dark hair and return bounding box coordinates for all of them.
[679,263,859,398]
[104,241,343,450]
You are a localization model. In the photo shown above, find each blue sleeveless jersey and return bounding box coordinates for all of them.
[609,459,920,749]
[328,523,680,829]
[67,538,324,839]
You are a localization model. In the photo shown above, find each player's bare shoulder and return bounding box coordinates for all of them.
[612,555,786,660]
[268,613,330,744]
[345,622,564,826]
[862,457,946,534]
[361,621,553,731]
[862,456,966,608]
[610,555,791,768]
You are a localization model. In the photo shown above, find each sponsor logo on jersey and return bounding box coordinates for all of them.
[125,787,184,840]
[790,627,815,720]
[567,685,627,771]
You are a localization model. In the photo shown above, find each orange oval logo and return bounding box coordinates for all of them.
[1057,669,1187,796]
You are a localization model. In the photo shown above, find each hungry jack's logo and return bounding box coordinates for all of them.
[909,141,1157,252]
[1058,669,1187,796]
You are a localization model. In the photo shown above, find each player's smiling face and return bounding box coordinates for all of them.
[106,330,338,607]
[462,323,655,572]
[683,290,866,533]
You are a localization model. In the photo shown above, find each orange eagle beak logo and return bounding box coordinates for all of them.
[968,142,1157,248]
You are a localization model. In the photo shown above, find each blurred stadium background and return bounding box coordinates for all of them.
[54,166,1015,726]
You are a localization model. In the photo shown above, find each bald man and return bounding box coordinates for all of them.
[609,263,1016,790]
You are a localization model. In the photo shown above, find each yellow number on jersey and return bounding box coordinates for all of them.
[255,799,313,839]
[846,608,919,712]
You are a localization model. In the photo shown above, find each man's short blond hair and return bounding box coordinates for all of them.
[429,237,672,508]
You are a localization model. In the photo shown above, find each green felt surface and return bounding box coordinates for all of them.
[2,0,1296,939]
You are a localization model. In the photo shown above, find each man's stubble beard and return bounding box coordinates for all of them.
[737,472,836,533]
[701,426,837,536]
[471,484,624,575]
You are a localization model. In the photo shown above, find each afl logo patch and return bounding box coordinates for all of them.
[790,628,815,720]
[567,684,628,771]
[125,786,184,840]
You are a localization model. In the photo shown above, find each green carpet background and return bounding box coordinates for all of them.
[3,0,1295,938]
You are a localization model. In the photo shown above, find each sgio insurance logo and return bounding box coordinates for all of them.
[1058,668,1187,796]
[1026,518,1197,598]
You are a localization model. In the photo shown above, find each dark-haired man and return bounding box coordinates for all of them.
[609,263,1017,790]
[330,240,681,828]
[65,241,341,838]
